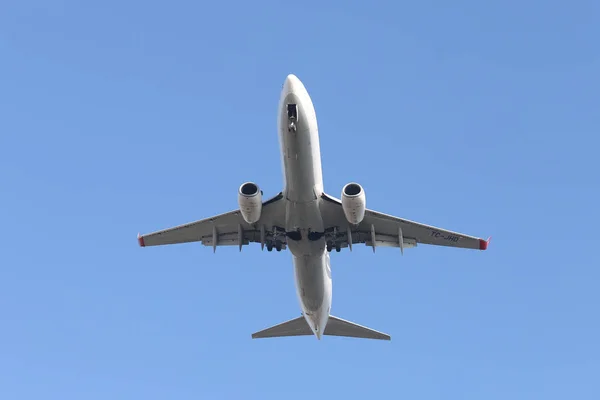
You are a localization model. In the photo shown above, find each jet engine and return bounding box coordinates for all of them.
[238,182,263,224]
[341,182,366,225]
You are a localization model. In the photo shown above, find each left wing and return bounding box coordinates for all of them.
[137,193,288,251]
[319,193,490,252]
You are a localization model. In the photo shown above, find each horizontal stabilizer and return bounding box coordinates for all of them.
[251,316,313,339]
[251,315,391,340]
[324,315,391,341]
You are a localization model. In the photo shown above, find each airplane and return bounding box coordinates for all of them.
[137,74,490,341]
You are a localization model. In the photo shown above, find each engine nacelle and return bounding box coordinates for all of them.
[341,182,366,225]
[238,182,263,224]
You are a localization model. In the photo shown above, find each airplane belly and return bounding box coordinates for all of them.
[281,132,317,202]
[279,92,322,204]
[293,253,332,336]
[293,255,326,312]
[285,199,325,257]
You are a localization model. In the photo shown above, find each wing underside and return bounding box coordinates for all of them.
[137,191,488,252]
[137,192,288,250]
[319,192,489,252]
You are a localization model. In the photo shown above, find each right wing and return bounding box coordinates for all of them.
[137,192,288,251]
[320,192,490,252]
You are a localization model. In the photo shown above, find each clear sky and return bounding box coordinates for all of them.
[1,0,599,399]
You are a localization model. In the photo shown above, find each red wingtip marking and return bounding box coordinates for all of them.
[479,237,491,250]
[138,234,145,247]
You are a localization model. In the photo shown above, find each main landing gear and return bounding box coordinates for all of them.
[266,241,283,252]
[266,226,285,252]
[326,242,341,253]
[325,227,342,253]
[287,103,298,132]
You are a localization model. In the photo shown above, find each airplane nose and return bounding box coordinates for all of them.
[283,74,301,94]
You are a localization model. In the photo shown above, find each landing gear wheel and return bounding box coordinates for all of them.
[326,242,332,252]
[287,104,298,133]
[335,243,341,252]
[266,243,273,252]
[275,241,282,252]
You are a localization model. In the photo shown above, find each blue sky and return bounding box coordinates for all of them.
[1,0,599,398]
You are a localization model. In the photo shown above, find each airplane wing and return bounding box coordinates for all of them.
[319,193,490,252]
[137,192,288,251]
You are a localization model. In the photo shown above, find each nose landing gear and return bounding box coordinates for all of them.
[287,103,298,132]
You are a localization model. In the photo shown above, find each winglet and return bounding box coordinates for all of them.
[138,233,145,247]
[479,236,491,250]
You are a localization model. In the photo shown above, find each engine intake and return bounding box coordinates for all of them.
[341,182,366,225]
[238,182,263,224]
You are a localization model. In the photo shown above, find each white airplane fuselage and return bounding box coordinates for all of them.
[137,73,488,341]
[277,74,331,339]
